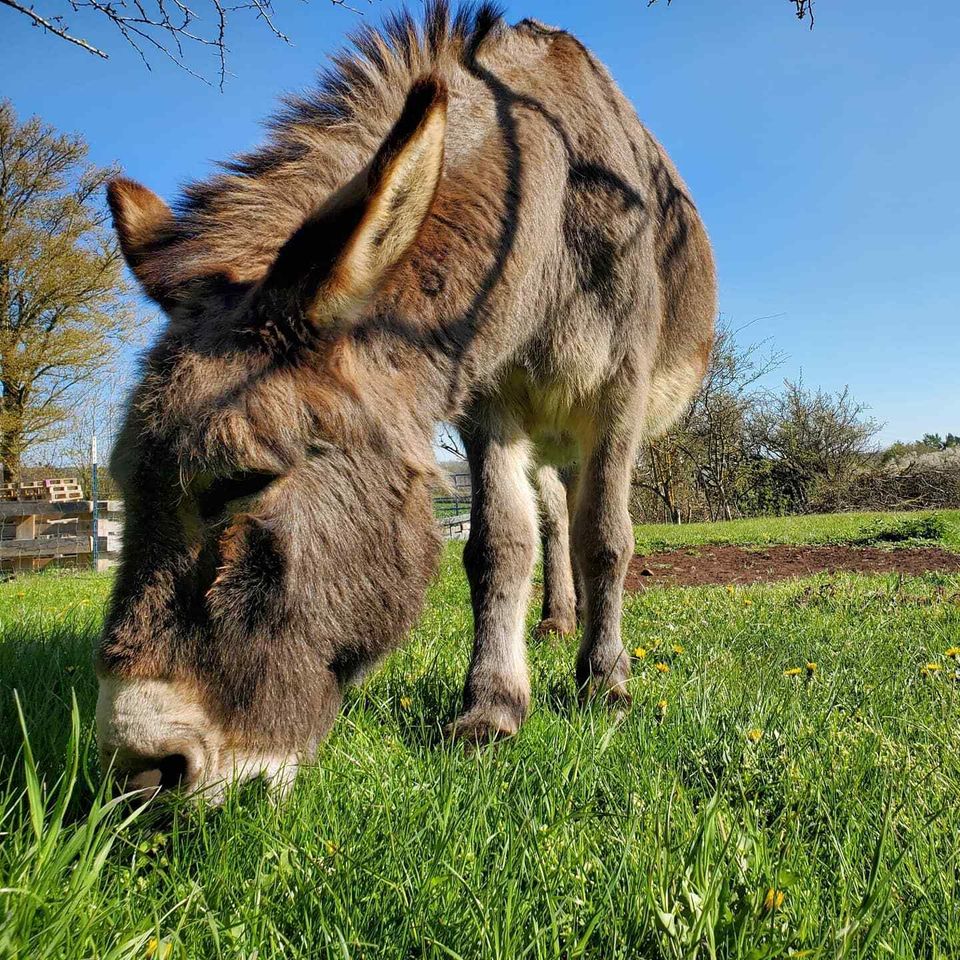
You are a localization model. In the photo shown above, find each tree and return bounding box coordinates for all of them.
[0,100,138,484]
[51,373,127,498]
[633,320,783,523]
[436,424,466,462]
[916,432,960,452]
[750,379,881,510]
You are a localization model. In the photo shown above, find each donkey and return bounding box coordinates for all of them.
[97,2,716,798]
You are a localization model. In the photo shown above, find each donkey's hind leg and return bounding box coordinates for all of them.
[571,434,637,705]
[534,464,578,638]
[449,420,538,743]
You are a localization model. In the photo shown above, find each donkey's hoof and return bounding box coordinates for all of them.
[445,707,522,747]
[604,685,633,713]
[578,680,633,711]
[535,616,577,638]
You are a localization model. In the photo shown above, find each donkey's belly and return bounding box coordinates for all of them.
[492,366,599,465]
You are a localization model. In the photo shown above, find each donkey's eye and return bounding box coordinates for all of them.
[198,471,277,520]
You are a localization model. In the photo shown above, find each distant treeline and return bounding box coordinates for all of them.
[631,324,959,523]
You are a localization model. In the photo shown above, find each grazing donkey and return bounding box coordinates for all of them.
[98,2,715,798]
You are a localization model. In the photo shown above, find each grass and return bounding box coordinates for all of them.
[1,510,959,958]
[634,508,960,553]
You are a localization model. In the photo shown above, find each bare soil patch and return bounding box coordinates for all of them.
[625,544,960,590]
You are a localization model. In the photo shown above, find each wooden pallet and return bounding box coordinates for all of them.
[1,479,84,502]
[47,483,84,502]
[0,499,122,571]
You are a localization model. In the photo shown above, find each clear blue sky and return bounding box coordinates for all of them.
[3,0,958,443]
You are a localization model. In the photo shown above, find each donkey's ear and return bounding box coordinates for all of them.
[256,74,447,328]
[336,74,448,304]
[107,178,177,307]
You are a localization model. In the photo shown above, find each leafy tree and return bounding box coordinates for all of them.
[0,100,138,484]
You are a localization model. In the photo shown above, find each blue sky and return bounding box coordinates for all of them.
[3,0,958,443]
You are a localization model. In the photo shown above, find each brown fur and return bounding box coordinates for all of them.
[98,1,716,786]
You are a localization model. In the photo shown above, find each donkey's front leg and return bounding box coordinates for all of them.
[572,436,637,705]
[451,429,538,743]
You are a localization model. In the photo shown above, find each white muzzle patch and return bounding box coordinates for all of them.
[96,676,301,802]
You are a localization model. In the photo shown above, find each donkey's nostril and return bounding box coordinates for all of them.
[156,753,189,790]
[123,754,190,795]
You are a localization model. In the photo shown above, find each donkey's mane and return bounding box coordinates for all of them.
[156,1,505,288]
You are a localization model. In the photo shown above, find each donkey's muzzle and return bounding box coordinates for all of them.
[96,675,303,803]
[96,675,217,798]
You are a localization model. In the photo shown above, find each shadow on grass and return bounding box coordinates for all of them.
[0,622,99,783]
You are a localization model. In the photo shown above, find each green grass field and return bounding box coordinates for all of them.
[1,510,959,959]
[633,508,960,553]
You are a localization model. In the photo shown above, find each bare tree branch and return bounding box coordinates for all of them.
[5,0,819,89]
[436,424,466,462]
[648,0,815,28]
[0,0,108,58]
[1,0,336,89]
[791,0,815,26]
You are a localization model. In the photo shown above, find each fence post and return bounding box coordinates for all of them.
[91,435,99,571]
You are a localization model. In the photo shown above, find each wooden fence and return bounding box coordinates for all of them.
[0,500,123,573]
[435,471,471,541]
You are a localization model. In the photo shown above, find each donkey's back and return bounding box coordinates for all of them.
[438,17,715,459]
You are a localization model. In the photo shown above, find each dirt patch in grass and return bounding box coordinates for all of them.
[625,544,960,590]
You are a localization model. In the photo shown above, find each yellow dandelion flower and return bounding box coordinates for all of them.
[743,599,753,606]
[655,699,668,721]
[672,644,684,655]
[763,888,785,911]
[145,939,172,960]
[806,662,817,678]
[945,647,960,659]
[726,585,735,594]
[921,662,942,674]
[783,667,803,677]
[747,728,763,743]
[399,696,412,709]
[655,662,670,674]
[633,646,647,659]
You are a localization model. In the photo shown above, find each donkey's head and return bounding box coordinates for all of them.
[97,77,447,800]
